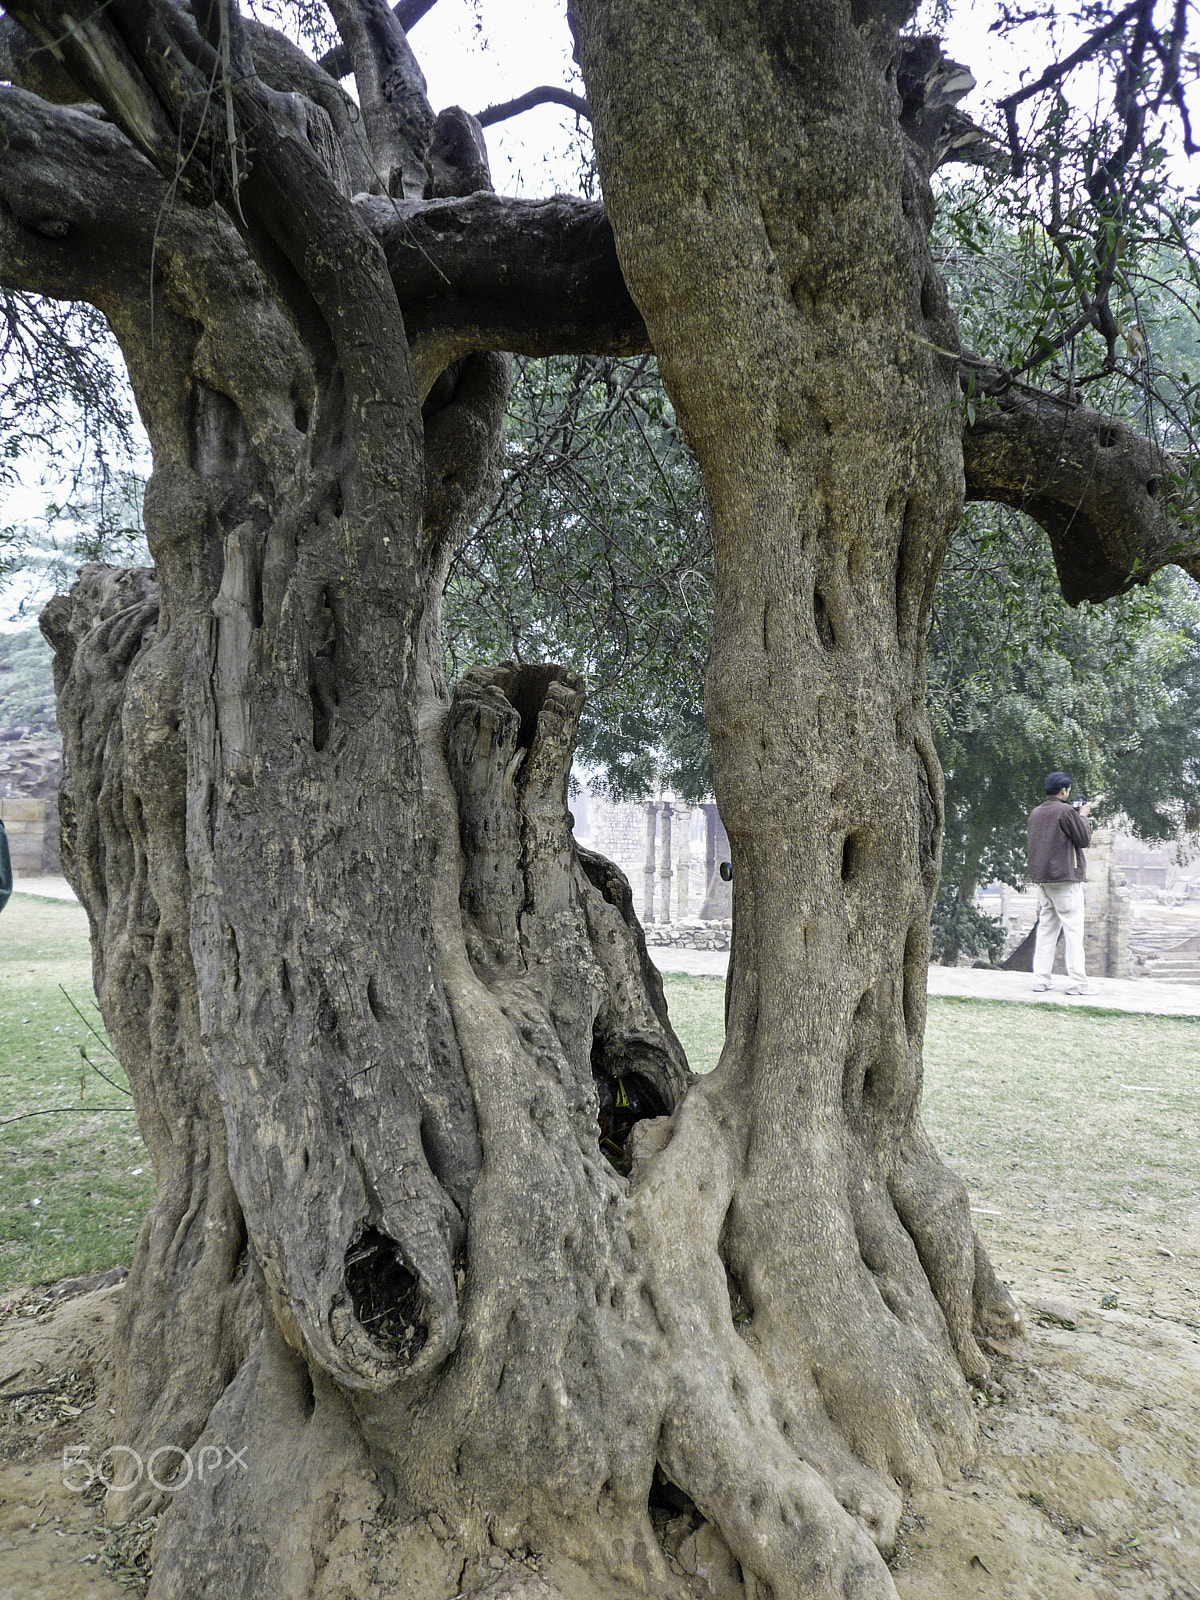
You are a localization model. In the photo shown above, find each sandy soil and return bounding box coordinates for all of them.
[2,1228,1198,1600]
[892,1239,1200,1600]
[0,1277,133,1600]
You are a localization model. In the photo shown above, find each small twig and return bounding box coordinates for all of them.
[0,1386,61,1400]
[1001,0,1142,107]
[0,1106,132,1127]
[1000,0,1168,187]
[59,985,132,1095]
[59,985,116,1056]
[76,1050,132,1097]
[906,330,964,363]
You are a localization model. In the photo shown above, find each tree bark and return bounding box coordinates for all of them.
[42,566,260,1508]
[571,0,1023,1586]
[14,1,1175,1597]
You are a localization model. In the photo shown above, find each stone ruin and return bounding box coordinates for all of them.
[582,797,733,950]
[0,729,62,875]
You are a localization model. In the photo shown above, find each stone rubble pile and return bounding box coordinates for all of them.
[644,918,732,951]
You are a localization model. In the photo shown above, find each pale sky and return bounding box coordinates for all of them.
[413,0,583,194]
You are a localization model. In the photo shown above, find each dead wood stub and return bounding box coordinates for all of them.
[498,662,572,751]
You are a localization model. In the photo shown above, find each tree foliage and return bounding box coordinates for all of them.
[1,466,148,619]
[0,292,141,587]
[929,501,1200,959]
[0,625,54,735]
[444,353,712,800]
[958,0,1199,405]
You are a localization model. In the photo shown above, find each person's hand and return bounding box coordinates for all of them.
[1080,802,1091,817]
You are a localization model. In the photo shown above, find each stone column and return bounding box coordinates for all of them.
[658,802,673,927]
[643,804,658,923]
[698,803,732,921]
[674,801,691,920]
[1083,828,1113,976]
[998,882,1012,929]
[1107,857,1132,979]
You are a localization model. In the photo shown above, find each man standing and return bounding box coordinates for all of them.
[1027,771,1092,995]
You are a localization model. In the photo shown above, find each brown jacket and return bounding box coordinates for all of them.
[1027,797,1091,883]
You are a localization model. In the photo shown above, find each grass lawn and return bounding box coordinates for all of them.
[0,895,153,1294]
[661,973,1200,1247]
[3,898,1196,1297]
[919,993,1200,1273]
[659,974,728,1075]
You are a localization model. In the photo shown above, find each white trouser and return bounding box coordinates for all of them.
[1034,881,1087,983]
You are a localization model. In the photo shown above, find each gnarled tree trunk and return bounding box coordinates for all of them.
[570,0,1024,1576]
[25,0,1188,1596]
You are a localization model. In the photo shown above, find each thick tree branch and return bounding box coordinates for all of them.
[325,0,434,197]
[2,6,383,200]
[0,81,315,480]
[0,76,643,374]
[367,185,1200,607]
[0,9,87,100]
[895,37,989,172]
[14,0,408,400]
[960,358,1198,603]
[477,85,591,127]
[317,0,436,81]
[242,18,376,196]
[0,86,170,300]
[3,0,194,190]
[364,190,650,385]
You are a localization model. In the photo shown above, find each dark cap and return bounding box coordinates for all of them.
[1045,770,1073,794]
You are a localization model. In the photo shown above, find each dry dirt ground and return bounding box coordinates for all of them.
[1,1227,1198,1600]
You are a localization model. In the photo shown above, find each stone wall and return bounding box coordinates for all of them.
[587,797,732,926]
[0,795,54,875]
[587,796,649,916]
[0,732,62,874]
[1111,832,1198,891]
[645,918,732,951]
